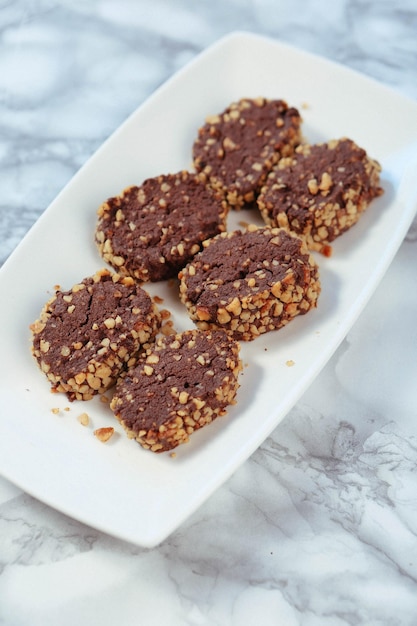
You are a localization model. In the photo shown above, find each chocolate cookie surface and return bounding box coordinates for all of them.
[96,170,228,282]
[178,225,320,341]
[30,269,161,401]
[192,97,302,209]
[111,329,242,453]
[257,138,383,255]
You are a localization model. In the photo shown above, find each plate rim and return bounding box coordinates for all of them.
[1,31,417,547]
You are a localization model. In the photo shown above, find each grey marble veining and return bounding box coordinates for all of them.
[1,1,417,624]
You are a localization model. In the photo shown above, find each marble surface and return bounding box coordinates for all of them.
[1,1,417,624]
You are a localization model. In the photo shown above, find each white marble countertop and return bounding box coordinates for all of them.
[1,1,417,624]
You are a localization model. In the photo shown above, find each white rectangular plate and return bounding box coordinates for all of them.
[1,32,417,548]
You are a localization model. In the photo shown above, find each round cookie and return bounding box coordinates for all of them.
[178,225,320,341]
[95,170,228,282]
[257,138,383,256]
[110,329,242,453]
[30,269,161,401]
[192,97,302,209]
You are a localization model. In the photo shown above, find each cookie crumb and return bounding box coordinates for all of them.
[286,359,295,367]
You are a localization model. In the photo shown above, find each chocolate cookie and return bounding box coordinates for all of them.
[178,225,320,341]
[110,329,242,453]
[30,269,161,401]
[257,138,383,255]
[192,97,302,209]
[95,170,228,282]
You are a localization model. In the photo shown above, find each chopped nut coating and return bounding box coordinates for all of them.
[111,329,242,453]
[258,138,383,255]
[193,97,302,209]
[179,226,320,341]
[96,171,228,282]
[30,269,161,401]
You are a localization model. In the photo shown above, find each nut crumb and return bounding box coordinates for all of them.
[286,359,295,367]
[161,320,176,336]
[51,407,60,415]
[78,412,90,426]
[94,426,114,442]
[160,308,171,320]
